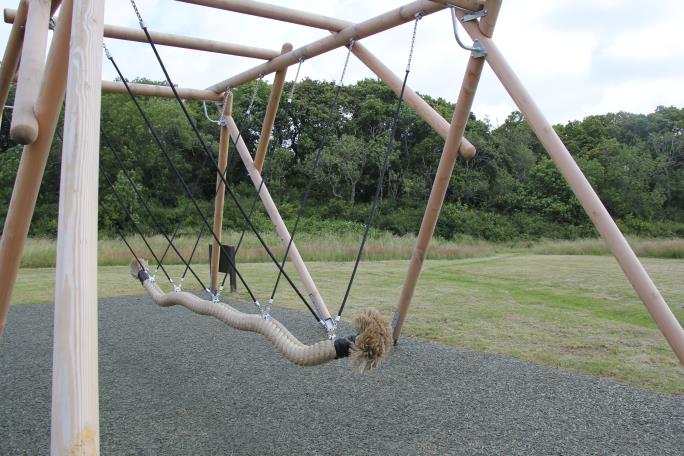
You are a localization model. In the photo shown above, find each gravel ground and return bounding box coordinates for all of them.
[1,295,683,455]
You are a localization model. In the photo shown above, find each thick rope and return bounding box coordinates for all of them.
[131,259,393,370]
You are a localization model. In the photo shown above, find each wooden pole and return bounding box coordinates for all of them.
[0,1,28,127]
[225,115,332,322]
[9,0,50,145]
[254,42,292,172]
[351,42,476,159]
[101,80,223,101]
[459,23,684,365]
[51,0,104,453]
[392,56,486,342]
[0,0,71,337]
[205,0,449,92]
[210,92,233,293]
[4,7,281,59]
[478,0,501,37]
[178,0,484,28]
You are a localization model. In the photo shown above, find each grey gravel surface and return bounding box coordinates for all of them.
[1,295,683,455]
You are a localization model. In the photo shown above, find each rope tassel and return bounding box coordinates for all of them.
[130,259,392,370]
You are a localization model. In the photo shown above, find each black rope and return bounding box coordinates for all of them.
[99,131,208,290]
[126,27,320,320]
[99,165,174,283]
[337,71,412,317]
[268,70,349,303]
[100,202,146,272]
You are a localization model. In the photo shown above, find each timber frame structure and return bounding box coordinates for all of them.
[0,1,682,453]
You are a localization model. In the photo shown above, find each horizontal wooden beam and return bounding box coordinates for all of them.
[178,0,483,30]
[101,80,223,101]
[205,0,449,92]
[4,7,280,59]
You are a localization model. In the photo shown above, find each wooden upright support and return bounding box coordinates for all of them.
[51,0,105,453]
[254,42,292,172]
[10,0,50,145]
[0,0,71,336]
[0,1,28,127]
[457,18,684,365]
[211,92,233,293]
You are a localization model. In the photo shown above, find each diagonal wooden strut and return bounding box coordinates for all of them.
[224,115,332,322]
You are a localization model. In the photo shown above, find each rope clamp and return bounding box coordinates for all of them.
[262,298,273,320]
[322,318,337,340]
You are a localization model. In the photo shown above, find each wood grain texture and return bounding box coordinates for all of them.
[50,0,104,454]
[10,0,50,145]
[226,116,331,321]
[0,0,71,336]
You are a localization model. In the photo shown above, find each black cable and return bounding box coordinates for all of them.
[338,69,411,318]
[106,50,271,308]
[100,132,208,290]
[100,202,146,271]
[99,165,173,283]
[127,29,319,319]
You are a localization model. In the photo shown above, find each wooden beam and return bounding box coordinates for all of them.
[226,115,332,322]
[0,1,28,127]
[4,7,280,59]
[479,0,501,37]
[211,92,232,292]
[51,0,104,452]
[178,0,484,29]
[460,19,684,365]
[101,80,223,101]
[10,0,50,145]
[205,0,449,92]
[254,42,291,172]
[351,42,476,159]
[0,0,71,337]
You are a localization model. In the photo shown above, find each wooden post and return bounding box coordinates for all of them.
[392,56,487,342]
[459,22,684,365]
[351,42,476,159]
[211,92,233,293]
[0,1,28,127]
[4,8,281,59]
[9,0,50,145]
[478,0,501,37]
[225,115,332,322]
[51,0,104,453]
[101,80,223,101]
[254,42,292,172]
[0,0,71,337]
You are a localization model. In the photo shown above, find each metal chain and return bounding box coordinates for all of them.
[129,0,145,28]
[246,75,263,117]
[287,58,305,104]
[406,12,423,72]
[338,38,355,87]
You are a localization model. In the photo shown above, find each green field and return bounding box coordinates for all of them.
[11,248,684,394]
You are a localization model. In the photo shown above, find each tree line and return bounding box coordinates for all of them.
[1,77,683,241]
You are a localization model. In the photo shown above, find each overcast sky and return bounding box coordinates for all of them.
[2,0,683,126]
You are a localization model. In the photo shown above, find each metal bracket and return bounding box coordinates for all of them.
[461,9,487,23]
[322,318,337,340]
[450,6,487,58]
[261,299,273,320]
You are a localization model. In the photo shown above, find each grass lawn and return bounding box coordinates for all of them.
[11,254,684,394]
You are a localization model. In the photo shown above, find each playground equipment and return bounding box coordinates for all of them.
[0,1,683,454]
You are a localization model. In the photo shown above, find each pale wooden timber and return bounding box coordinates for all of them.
[211,93,233,292]
[254,42,292,172]
[479,0,501,37]
[9,0,50,145]
[3,8,280,59]
[51,0,104,452]
[206,1,449,92]
[0,0,70,337]
[101,80,223,101]
[392,49,489,342]
[178,0,483,28]
[226,115,332,322]
[351,42,476,159]
[0,1,28,127]
[459,21,684,365]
